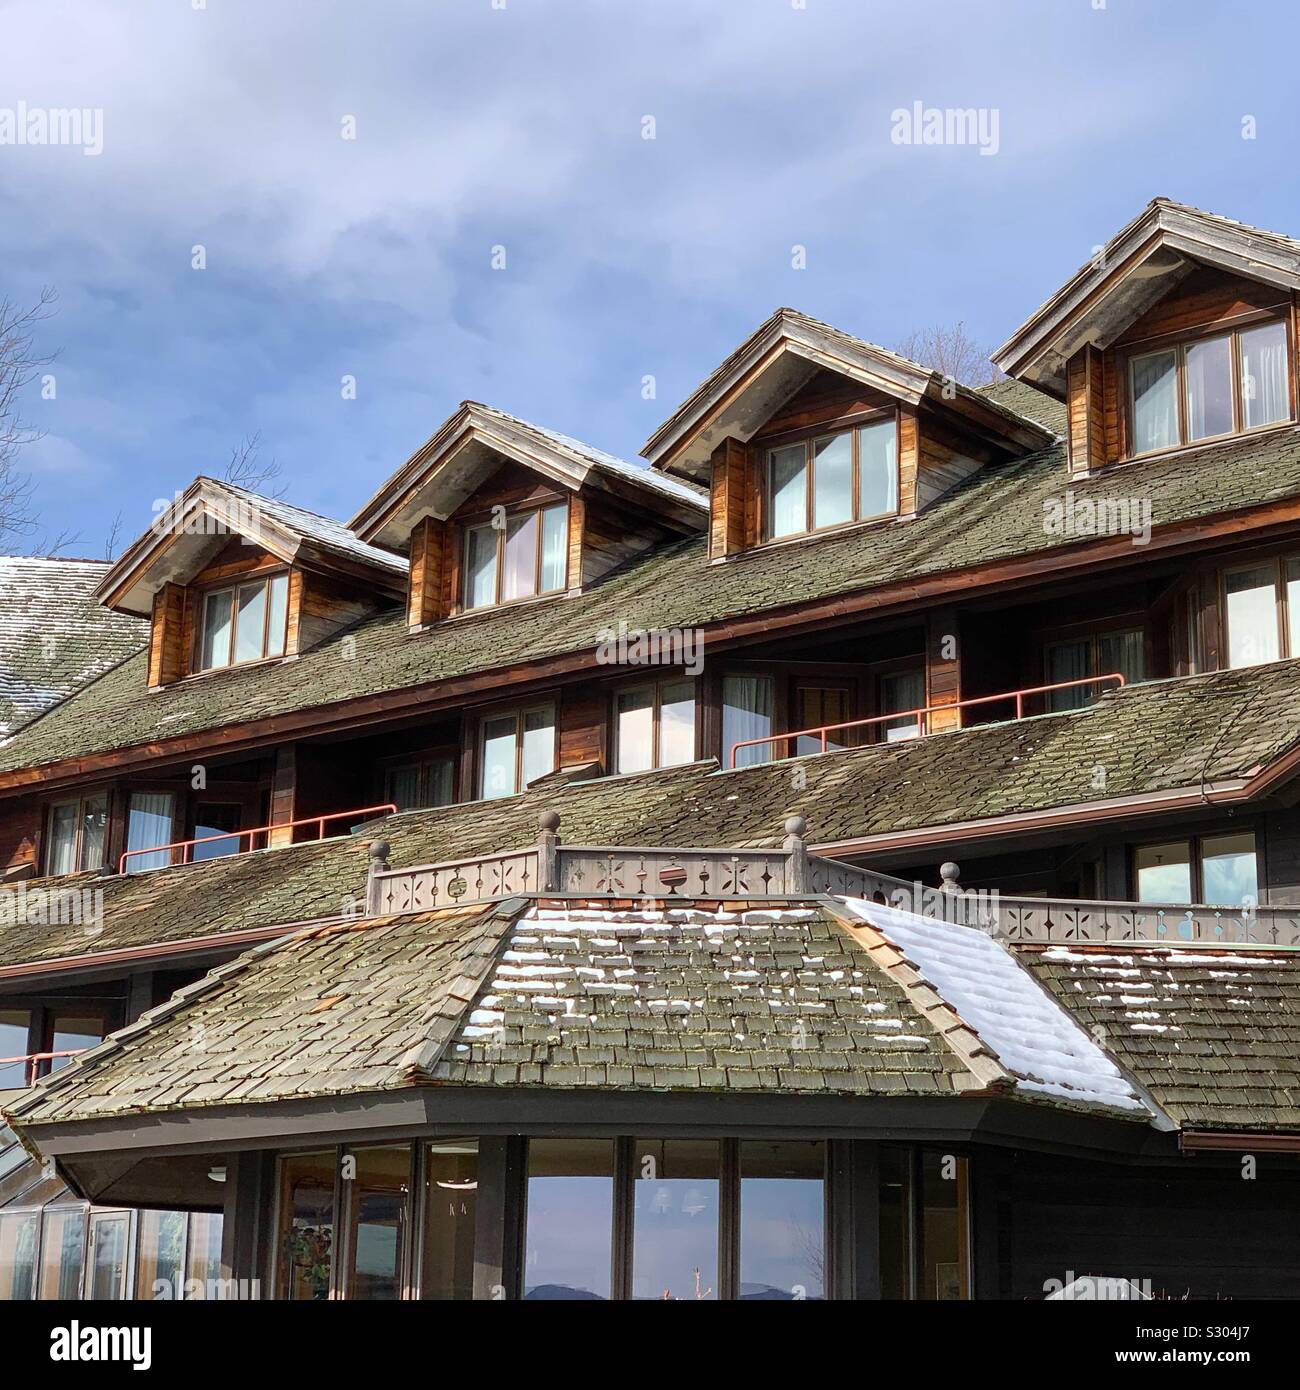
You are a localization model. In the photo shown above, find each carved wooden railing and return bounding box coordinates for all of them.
[361,812,1300,947]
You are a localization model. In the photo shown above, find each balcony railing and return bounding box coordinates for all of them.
[728,673,1127,767]
[0,1049,87,1089]
[119,803,397,874]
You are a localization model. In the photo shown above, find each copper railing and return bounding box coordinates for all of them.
[0,1048,87,1088]
[728,673,1126,767]
[119,803,397,874]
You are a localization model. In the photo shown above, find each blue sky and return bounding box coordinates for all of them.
[2,0,1298,555]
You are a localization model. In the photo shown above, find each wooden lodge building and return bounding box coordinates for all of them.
[3,197,1300,1301]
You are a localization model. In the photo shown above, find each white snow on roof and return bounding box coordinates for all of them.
[844,899,1148,1114]
[215,482,408,574]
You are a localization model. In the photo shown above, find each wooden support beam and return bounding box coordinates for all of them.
[925,607,962,734]
[472,1135,527,1300]
[266,745,296,849]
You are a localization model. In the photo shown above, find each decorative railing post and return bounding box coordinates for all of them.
[784,815,810,895]
[939,861,962,924]
[538,810,561,892]
[365,839,391,916]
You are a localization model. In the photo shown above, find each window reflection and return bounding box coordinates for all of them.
[0,1211,38,1300]
[347,1145,409,1301]
[919,1152,968,1300]
[525,1138,614,1300]
[738,1140,824,1300]
[421,1141,477,1301]
[632,1139,719,1301]
[277,1151,335,1301]
[39,1207,86,1300]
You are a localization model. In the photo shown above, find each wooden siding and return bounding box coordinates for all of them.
[147,582,187,687]
[925,608,961,733]
[407,516,453,628]
[296,567,387,653]
[0,797,39,872]
[557,683,606,772]
[1065,345,1106,477]
[897,407,919,515]
[709,437,749,558]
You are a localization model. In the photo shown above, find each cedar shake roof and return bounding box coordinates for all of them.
[4,900,1151,1128]
[7,401,1300,778]
[5,660,1300,973]
[0,557,147,735]
[1022,944,1300,1133]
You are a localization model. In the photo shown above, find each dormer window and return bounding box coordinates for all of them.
[463,502,568,611]
[198,573,290,671]
[1128,318,1291,457]
[766,416,897,541]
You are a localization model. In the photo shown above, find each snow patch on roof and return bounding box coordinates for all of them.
[844,899,1149,1114]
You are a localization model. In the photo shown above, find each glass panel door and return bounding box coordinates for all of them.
[421,1141,477,1301]
[88,1211,132,1300]
[524,1139,614,1300]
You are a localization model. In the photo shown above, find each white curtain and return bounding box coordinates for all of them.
[722,675,774,767]
[126,792,175,872]
[1242,322,1288,428]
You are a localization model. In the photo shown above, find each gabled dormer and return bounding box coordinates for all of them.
[96,478,408,688]
[349,402,707,630]
[642,308,1054,559]
[994,198,1300,477]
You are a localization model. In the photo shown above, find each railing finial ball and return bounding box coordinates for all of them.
[539,809,561,833]
[940,861,960,888]
[369,839,391,864]
[785,814,807,838]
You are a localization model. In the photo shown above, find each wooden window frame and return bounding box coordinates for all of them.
[194,569,290,673]
[1129,828,1260,906]
[1220,554,1300,667]
[762,410,899,542]
[460,501,569,613]
[380,748,459,811]
[1124,312,1294,460]
[610,676,699,774]
[475,701,557,799]
[40,788,110,875]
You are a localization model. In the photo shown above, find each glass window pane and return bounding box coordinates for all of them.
[540,504,568,592]
[919,1152,968,1300]
[1240,320,1289,429]
[126,791,175,873]
[465,524,498,609]
[39,1207,86,1299]
[1097,629,1145,687]
[615,687,655,774]
[812,432,852,530]
[234,581,268,663]
[1046,639,1091,712]
[277,1151,336,1301]
[347,1145,409,1301]
[1184,335,1233,441]
[200,588,234,669]
[525,1138,613,1300]
[0,1211,39,1300]
[135,1209,187,1300]
[185,1213,223,1296]
[427,757,454,807]
[1201,832,1258,907]
[421,1141,477,1301]
[1287,558,1300,658]
[386,765,421,812]
[191,803,242,861]
[0,1009,31,1089]
[521,708,555,788]
[79,793,108,870]
[858,418,899,518]
[769,445,806,538]
[1225,566,1280,668]
[51,1014,105,1073]
[738,1140,825,1300]
[658,680,696,767]
[265,573,289,657]
[632,1139,719,1301]
[1130,350,1179,454]
[1136,841,1193,905]
[796,686,849,756]
[47,801,79,876]
[879,1148,910,1300]
[502,511,539,602]
[722,674,774,768]
[880,669,924,741]
[89,1214,131,1300]
[480,715,518,800]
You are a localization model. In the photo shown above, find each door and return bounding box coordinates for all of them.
[86,1211,133,1300]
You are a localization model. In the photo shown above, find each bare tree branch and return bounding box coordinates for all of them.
[221,431,285,497]
[0,287,58,549]
[894,321,1003,388]
[104,510,124,561]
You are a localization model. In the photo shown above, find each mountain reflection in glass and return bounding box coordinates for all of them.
[524,1139,613,1299]
[632,1139,719,1300]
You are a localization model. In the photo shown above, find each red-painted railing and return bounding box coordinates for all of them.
[0,1048,86,1088]
[728,674,1127,768]
[119,803,398,874]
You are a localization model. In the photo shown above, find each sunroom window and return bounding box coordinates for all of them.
[43,791,108,875]
[479,705,556,799]
[1128,318,1291,457]
[463,503,568,611]
[766,417,898,540]
[614,678,696,773]
[198,572,289,670]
